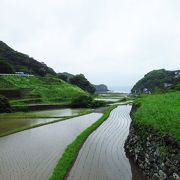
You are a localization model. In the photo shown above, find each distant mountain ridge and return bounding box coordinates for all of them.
[131,69,180,94]
[0,41,56,76]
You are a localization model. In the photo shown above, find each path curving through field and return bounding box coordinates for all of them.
[68,105,135,180]
[0,113,102,180]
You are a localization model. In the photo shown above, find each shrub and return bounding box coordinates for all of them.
[119,97,127,102]
[0,95,11,113]
[174,83,180,90]
[92,100,106,108]
[71,95,93,108]
[58,74,68,82]
[71,95,106,108]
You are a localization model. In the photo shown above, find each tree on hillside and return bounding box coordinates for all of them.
[71,94,93,108]
[69,74,96,94]
[38,68,47,77]
[0,95,11,113]
[0,60,15,74]
[57,74,68,82]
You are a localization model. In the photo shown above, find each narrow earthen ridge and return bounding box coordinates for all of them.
[125,104,180,180]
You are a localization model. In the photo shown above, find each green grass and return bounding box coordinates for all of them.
[0,76,87,105]
[49,105,116,180]
[133,91,180,141]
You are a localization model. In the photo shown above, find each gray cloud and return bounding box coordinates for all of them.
[0,0,180,91]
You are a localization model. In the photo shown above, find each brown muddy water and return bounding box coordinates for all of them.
[68,105,146,180]
[0,113,102,180]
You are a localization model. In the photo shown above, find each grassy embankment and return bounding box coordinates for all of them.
[133,91,180,141]
[49,105,117,180]
[0,76,87,106]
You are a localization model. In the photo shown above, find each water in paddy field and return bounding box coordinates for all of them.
[68,105,146,180]
[0,106,146,180]
[0,113,102,180]
[28,108,91,117]
[0,108,91,136]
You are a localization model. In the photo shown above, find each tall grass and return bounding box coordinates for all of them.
[133,91,180,140]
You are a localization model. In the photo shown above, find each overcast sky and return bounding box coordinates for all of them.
[0,0,180,90]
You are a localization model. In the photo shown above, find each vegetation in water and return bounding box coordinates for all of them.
[133,91,180,140]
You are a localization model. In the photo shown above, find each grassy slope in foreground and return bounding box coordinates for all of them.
[49,105,116,180]
[133,91,180,141]
[0,76,87,105]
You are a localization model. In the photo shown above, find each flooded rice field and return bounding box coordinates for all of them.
[95,98,120,102]
[0,113,102,180]
[0,117,60,135]
[0,108,91,119]
[68,105,145,180]
[0,108,91,136]
[27,108,91,117]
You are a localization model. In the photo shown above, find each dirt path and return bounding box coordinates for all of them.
[67,105,132,180]
[0,113,102,180]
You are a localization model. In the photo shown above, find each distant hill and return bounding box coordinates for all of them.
[131,69,180,94]
[95,84,109,92]
[0,41,56,76]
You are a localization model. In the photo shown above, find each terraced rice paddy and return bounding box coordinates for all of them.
[0,108,91,136]
[24,108,91,118]
[0,113,102,180]
[95,98,120,102]
[68,105,142,180]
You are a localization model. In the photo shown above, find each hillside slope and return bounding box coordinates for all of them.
[0,76,87,106]
[0,41,56,76]
[131,69,180,94]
